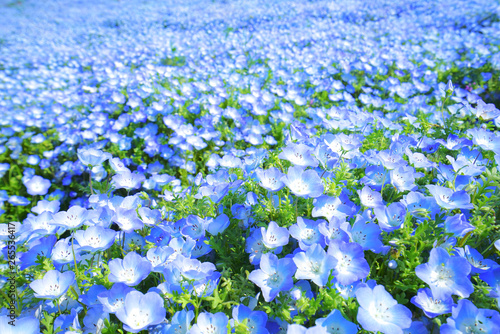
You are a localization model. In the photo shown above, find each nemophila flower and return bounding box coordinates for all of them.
[377,150,406,170]
[454,245,498,274]
[281,166,324,198]
[255,167,285,192]
[115,290,166,333]
[74,226,116,252]
[161,309,194,334]
[279,143,319,168]
[77,147,110,168]
[261,221,289,251]
[440,299,500,334]
[138,207,161,226]
[52,205,88,229]
[146,227,171,246]
[401,191,439,221]
[53,308,81,333]
[468,127,500,152]
[181,215,207,240]
[0,315,40,334]
[79,284,107,307]
[435,134,472,151]
[112,207,144,233]
[8,195,30,206]
[83,305,109,333]
[315,309,358,334]
[328,240,370,285]
[410,287,453,318]
[374,202,407,232]
[97,283,134,314]
[29,269,75,299]
[32,199,60,214]
[405,148,436,169]
[108,251,152,286]
[205,214,230,235]
[51,237,80,267]
[231,304,268,334]
[169,237,196,259]
[312,192,358,220]
[24,175,51,196]
[293,243,337,287]
[415,247,474,299]
[249,252,297,302]
[190,312,228,334]
[109,157,131,173]
[112,171,146,191]
[390,166,421,192]
[356,284,412,334]
[358,186,384,208]
[314,143,339,170]
[318,216,350,244]
[442,213,475,237]
[426,185,474,210]
[447,154,486,178]
[360,165,389,191]
[19,235,57,270]
[246,228,266,265]
[347,215,389,254]
[289,217,325,250]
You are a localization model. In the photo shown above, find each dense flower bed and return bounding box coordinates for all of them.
[1,0,500,333]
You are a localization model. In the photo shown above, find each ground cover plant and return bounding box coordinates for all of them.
[1,0,500,333]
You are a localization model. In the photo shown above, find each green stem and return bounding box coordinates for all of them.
[89,168,94,195]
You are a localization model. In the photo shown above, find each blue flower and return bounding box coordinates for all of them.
[232,304,268,334]
[24,175,51,196]
[29,269,75,299]
[52,205,89,230]
[356,284,412,334]
[360,165,390,191]
[442,214,475,237]
[160,309,194,334]
[346,215,389,254]
[374,202,407,232]
[281,166,324,198]
[415,247,474,299]
[245,228,266,265]
[74,226,116,252]
[255,167,285,192]
[318,217,350,244]
[261,221,289,251]
[97,283,135,314]
[455,245,499,274]
[77,147,111,168]
[279,143,319,168]
[410,287,453,318]
[426,185,474,210]
[108,251,152,286]
[315,309,358,333]
[0,315,40,334]
[440,299,500,334]
[327,240,370,285]
[293,243,336,287]
[115,290,166,333]
[289,217,325,250]
[190,312,228,334]
[358,186,384,208]
[249,253,297,302]
[312,193,357,220]
[390,166,421,192]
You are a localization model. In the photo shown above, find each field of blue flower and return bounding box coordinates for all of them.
[1,0,500,333]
